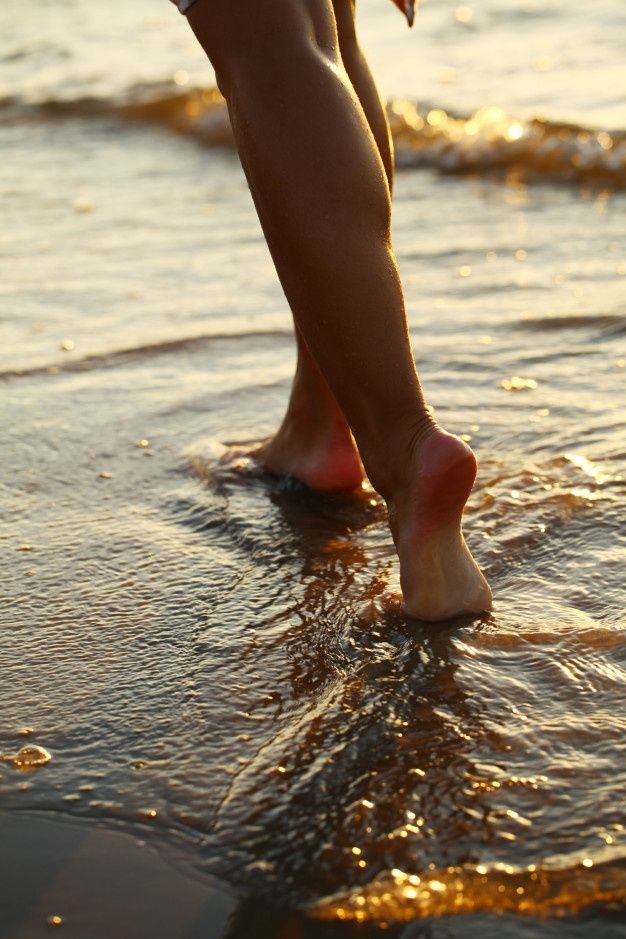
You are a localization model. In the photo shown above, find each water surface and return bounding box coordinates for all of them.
[1,1,625,935]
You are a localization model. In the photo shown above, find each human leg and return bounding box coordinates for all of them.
[185,0,491,619]
[255,328,365,492]
[332,0,394,188]
[258,0,393,491]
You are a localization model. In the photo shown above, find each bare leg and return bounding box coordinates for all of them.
[333,0,394,188]
[186,0,492,620]
[258,0,392,491]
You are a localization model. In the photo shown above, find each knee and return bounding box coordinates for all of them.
[189,2,342,103]
[217,37,336,105]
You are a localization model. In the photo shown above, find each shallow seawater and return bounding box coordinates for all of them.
[1,1,626,936]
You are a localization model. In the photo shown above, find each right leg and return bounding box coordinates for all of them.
[185,0,491,620]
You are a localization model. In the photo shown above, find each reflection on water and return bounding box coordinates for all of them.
[210,899,626,939]
[172,448,626,923]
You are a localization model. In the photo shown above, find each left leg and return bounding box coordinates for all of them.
[257,0,394,491]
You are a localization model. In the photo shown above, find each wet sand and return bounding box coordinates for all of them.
[0,812,235,939]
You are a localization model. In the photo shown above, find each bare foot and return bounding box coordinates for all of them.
[255,412,364,492]
[247,331,365,492]
[387,427,492,622]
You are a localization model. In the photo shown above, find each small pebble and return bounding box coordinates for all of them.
[501,376,538,392]
[98,471,113,479]
[6,745,52,768]
[74,198,95,213]
[455,4,473,23]
[60,339,74,352]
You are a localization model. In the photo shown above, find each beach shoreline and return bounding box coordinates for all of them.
[0,811,237,939]
[2,812,625,939]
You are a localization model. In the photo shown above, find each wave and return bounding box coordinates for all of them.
[0,328,293,381]
[516,313,626,333]
[2,82,625,188]
[309,856,626,922]
[387,100,626,187]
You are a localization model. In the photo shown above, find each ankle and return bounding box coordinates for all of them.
[284,391,350,438]
[359,410,440,499]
